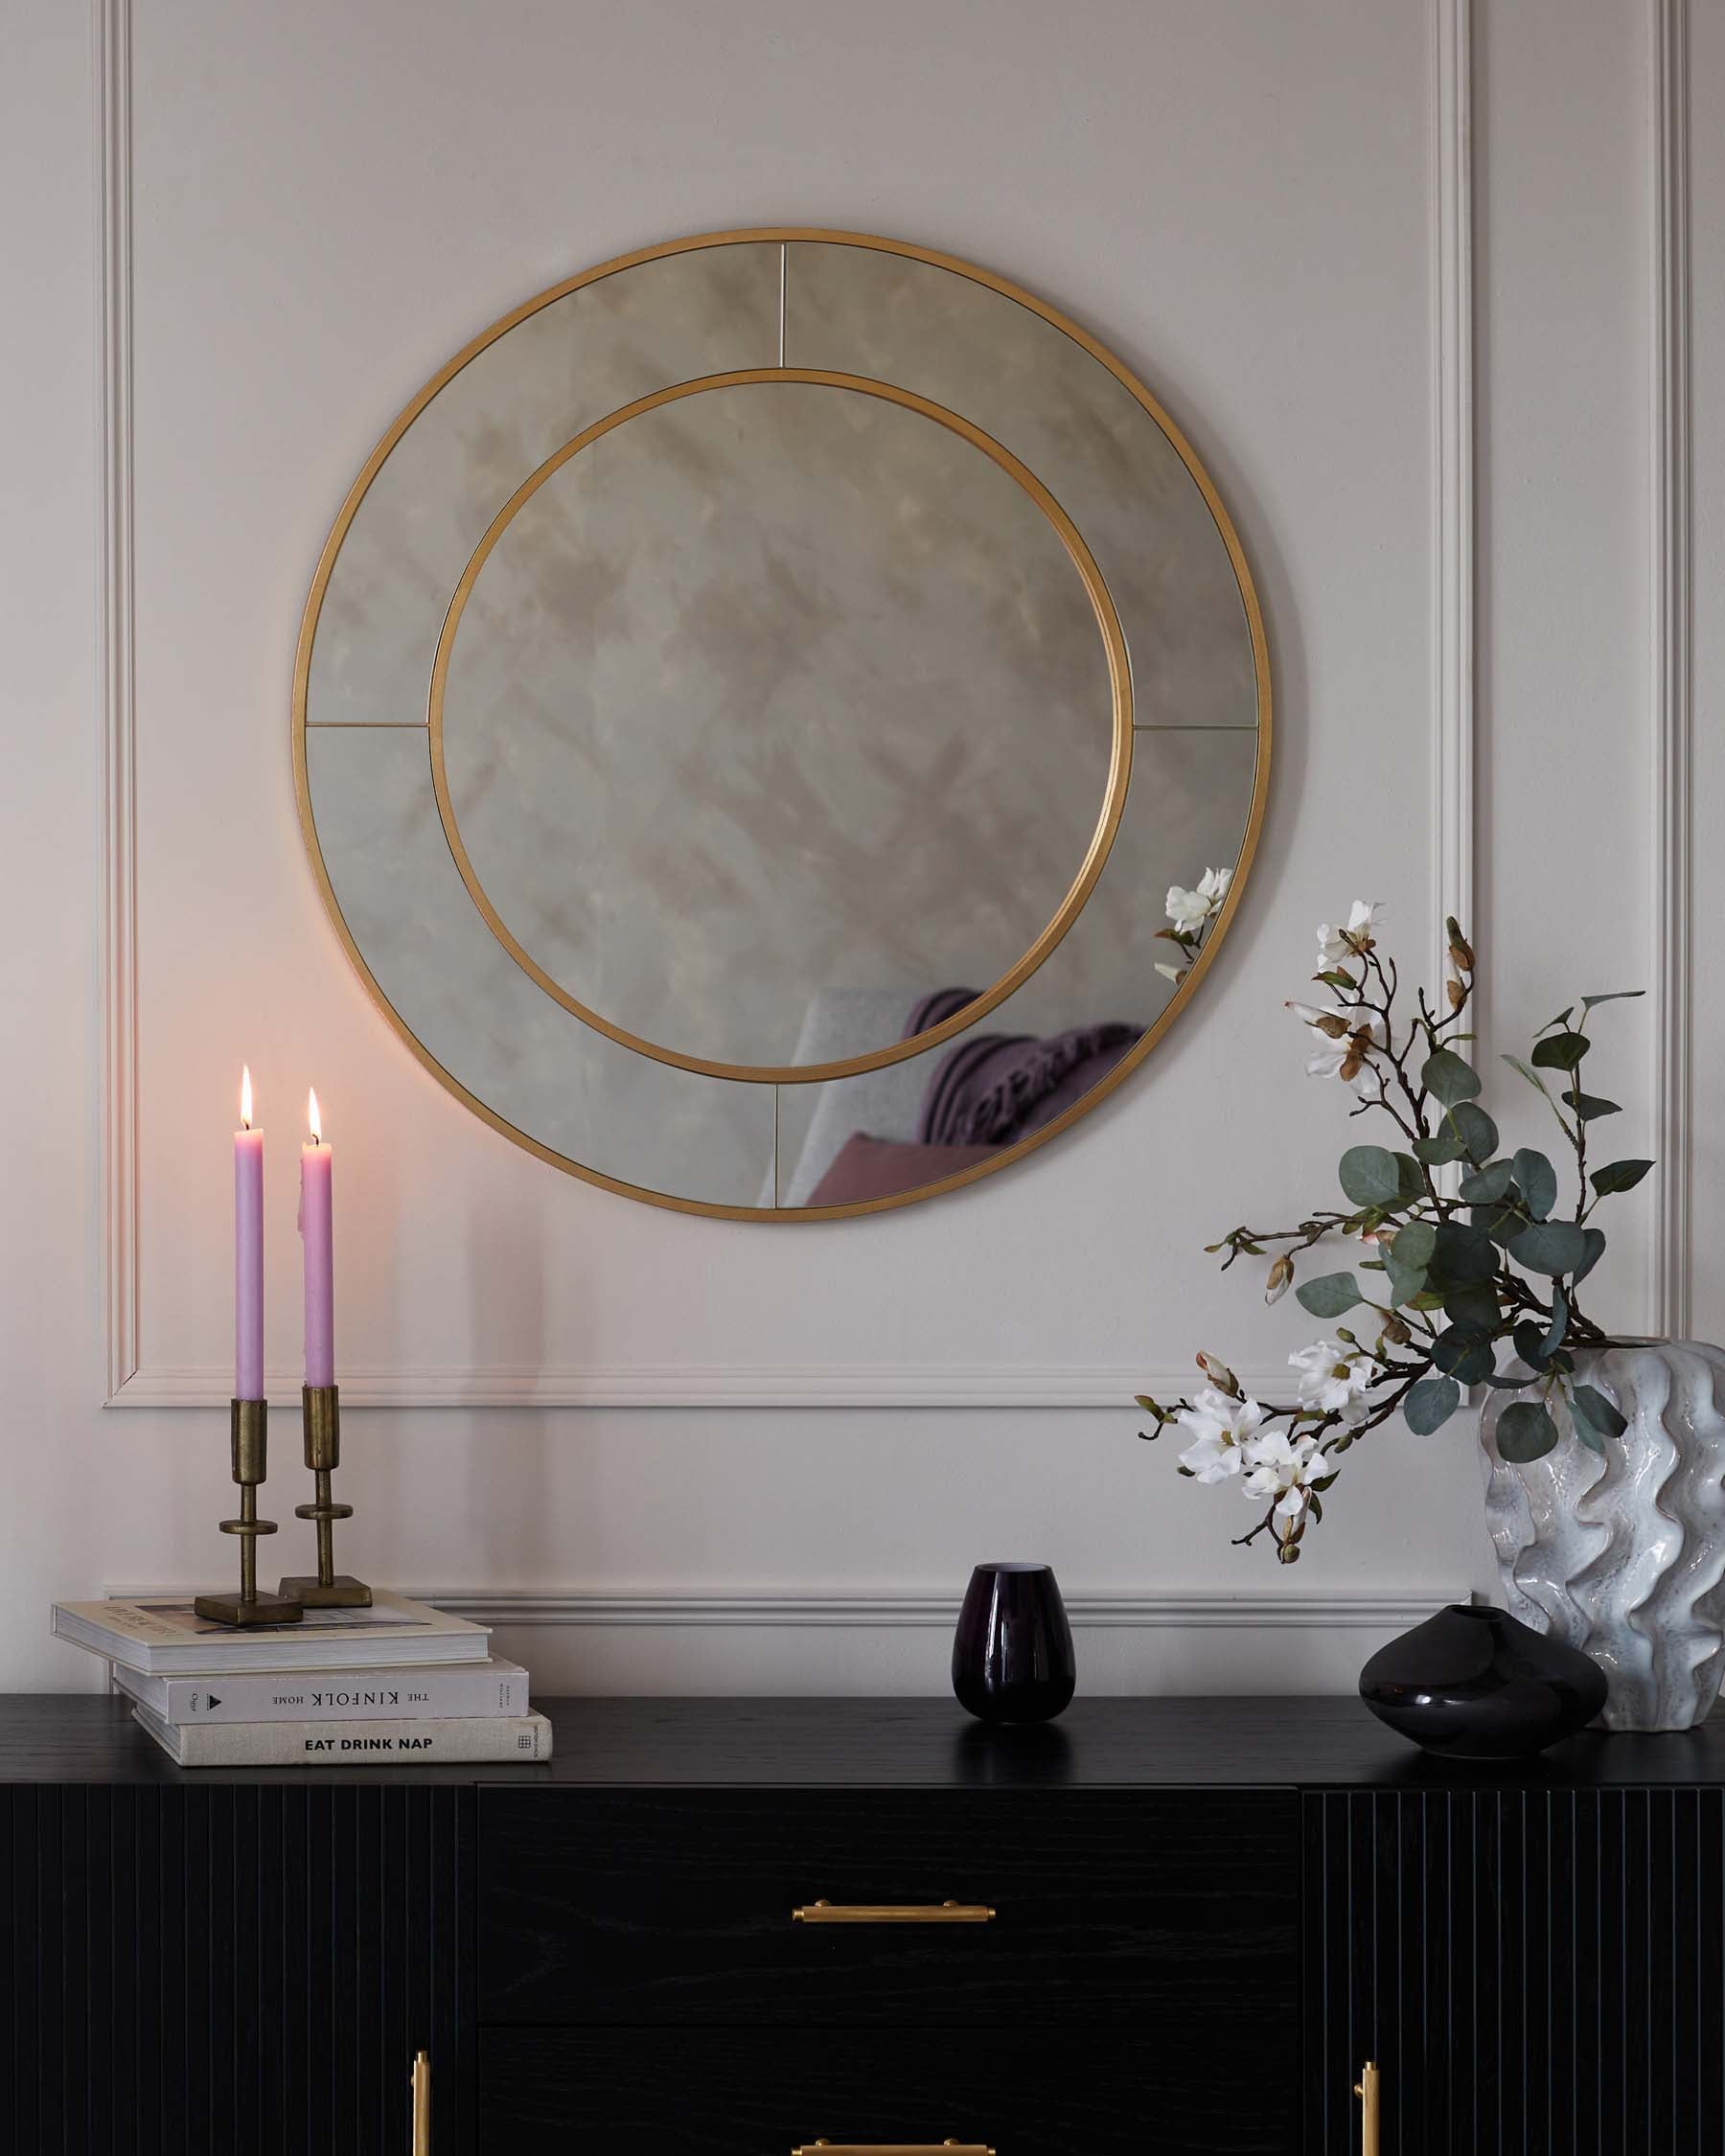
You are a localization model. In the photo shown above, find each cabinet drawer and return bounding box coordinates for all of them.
[478,2027,1294,2156]
[478,1786,1294,2025]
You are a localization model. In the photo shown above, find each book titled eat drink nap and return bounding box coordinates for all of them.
[52,1590,489,1674]
[130,1700,553,1768]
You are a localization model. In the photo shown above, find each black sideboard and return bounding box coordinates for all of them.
[3,1693,1723,2154]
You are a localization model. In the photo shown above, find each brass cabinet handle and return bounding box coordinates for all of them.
[410,2049,431,2156]
[1353,2061,1380,2156]
[792,1899,996,1924]
[793,2144,995,2154]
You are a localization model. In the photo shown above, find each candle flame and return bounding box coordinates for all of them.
[308,1088,323,1145]
[240,1066,253,1130]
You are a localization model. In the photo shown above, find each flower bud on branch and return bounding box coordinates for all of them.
[1196,1351,1240,1397]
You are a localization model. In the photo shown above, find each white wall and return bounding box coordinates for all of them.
[1,0,1708,1693]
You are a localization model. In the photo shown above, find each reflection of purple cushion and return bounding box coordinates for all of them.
[807,1135,998,1206]
[912,987,1141,1147]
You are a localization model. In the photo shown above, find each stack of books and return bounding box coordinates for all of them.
[51,1590,552,1767]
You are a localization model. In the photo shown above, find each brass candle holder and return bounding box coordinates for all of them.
[279,1384,371,1607]
[195,1401,305,1628]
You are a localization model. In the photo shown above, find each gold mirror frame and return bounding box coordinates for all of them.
[292,227,1271,1221]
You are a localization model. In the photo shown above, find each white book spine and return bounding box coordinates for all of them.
[118,1661,529,1724]
[134,1707,553,1768]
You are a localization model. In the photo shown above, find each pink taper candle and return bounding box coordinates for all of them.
[300,1088,335,1388]
[235,1067,264,1399]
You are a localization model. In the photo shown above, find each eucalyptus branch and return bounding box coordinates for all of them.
[1206,1216,1353,1273]
[1138,892,1652,1559]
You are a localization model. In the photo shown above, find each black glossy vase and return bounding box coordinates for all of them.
[952,1562,1076,1724]
[1360,1601,1608,1759]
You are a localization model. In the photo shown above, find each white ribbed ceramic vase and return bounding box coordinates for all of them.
[1480,1340,1725,1732]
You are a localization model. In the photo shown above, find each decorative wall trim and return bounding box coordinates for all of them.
[1649,0,1693,1340]
[101,4,1481,1414]
[106,1363,1287,1411]
[110,1585,1464,1632]
[1432,0,1476,1020]
[96,0,137,1401]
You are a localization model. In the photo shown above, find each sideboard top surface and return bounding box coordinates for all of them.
[5,1693,1725,1790]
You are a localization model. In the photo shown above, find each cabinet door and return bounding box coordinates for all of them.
[1304,1788,1725,2156]
[0,1782,473,2156]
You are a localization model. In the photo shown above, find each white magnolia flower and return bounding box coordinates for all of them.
[1154,960,1185,986]
[1240,1429,1328,1520]
[1290,1338,1377,1416]
[1165,865,1232,936]
[1174,1388,1268,1483]
[1287,1002,1387,1100]
[1317,900,1385,968]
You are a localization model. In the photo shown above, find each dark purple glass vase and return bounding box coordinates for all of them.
[952,1561,1076,1724]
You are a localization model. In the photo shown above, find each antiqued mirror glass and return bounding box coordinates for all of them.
[295,229,1269,1217]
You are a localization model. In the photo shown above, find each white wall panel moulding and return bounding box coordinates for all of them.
[1649,0,1693,1340]
[105,1363,1294,1410]
[99,0,1485,1413]
[109,1585,1468,1633]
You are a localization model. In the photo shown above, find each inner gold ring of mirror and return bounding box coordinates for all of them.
[427,367,1133,1087]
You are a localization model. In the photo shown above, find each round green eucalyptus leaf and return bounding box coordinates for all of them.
[1474,1197,1527,1248]
[1507,1219,1591,1278]
[1404,1375,1461,1434]
[1295,1272,1362,1319]
[1530,1031,1590,1071]
[1393,1154,1428,1204]
[1431,1326,1495,1385]
[1495,1400,1560,1462]
[1458,1159,1514,1204]
[1422,1048,1482,1105]
[1569,1382,1628,1440]
[1383,1256,1427,1308]
[1388,1219,1437,1269]
[1450,1102,1499,1163]
[1338,1145,1404,1208]
[1511,1149,1558,1221]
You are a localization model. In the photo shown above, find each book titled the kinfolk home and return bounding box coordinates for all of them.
[113,1655,530,1724]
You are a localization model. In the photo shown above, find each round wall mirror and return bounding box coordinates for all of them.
[294,228,1269,1218]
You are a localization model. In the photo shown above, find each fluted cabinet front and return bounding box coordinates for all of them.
[1304,1788,1725,2156]
[0,1783,472,2156]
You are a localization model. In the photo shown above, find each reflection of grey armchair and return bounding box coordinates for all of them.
[764,990,933,1207]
